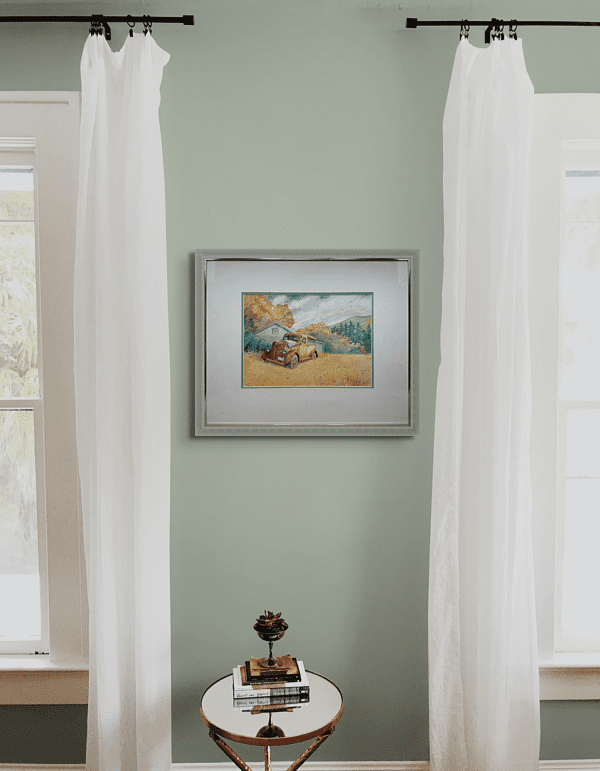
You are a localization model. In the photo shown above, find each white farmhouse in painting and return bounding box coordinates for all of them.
[255,321,293,343]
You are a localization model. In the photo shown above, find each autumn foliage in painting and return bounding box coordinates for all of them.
[243,294,295,351]
[295,321,366,355]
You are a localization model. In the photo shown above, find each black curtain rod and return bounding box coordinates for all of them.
[0,15,193,24]
[406,18,600,44]
[0,14,194,41]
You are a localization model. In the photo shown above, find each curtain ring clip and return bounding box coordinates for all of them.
[490,20,504,41]
[127,15,135,37]
[460,20,470,40]
[509,21,518,40]
[143,16,153,35]
[89,15,111,40]
[485,18,499,44]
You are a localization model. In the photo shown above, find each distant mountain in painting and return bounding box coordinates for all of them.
[327,314,371,329]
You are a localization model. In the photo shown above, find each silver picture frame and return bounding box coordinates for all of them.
[194,250,419,437]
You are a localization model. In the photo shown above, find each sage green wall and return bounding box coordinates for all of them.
[0,0,598,765]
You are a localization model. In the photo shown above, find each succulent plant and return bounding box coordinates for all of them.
[254,610,288,642]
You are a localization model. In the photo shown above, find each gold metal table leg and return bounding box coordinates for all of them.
[208,726,334,771]
[284,728,334,771]
[209,730,253,771]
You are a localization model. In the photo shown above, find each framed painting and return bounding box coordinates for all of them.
[194,250,419,437]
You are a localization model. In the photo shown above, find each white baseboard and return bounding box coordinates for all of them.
[0,767,87,771]
[0,760,597,771]
[540,764,600,771]
[173,764,429,771]
[173,765,430,771]
[173,762,599,771]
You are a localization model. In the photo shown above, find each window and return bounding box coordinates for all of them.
[556,165,600,654]
[530,94,600,699]
[0,93,87,703]
[0,163,46,654]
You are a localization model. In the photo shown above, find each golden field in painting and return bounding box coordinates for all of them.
[243,352,372,388]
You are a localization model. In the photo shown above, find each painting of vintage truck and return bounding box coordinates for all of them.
[243,292,373,388]
[261,332,320,369]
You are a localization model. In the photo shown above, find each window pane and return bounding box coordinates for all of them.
[565,409,600,478]
[0,409,41,641]
[559,479,600,648]
[0,168,34,221]
[559,169,600,651]
[564,170,600,222]
[560,221,600,400]
[0,221,39,398]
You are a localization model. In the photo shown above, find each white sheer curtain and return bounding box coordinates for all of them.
[74,33,172,771]
[429,38,540,771]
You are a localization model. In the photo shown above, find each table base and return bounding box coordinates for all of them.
[209,727,334,771]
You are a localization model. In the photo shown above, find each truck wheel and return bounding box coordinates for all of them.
[289,355,299,370]
[311,351,317,360]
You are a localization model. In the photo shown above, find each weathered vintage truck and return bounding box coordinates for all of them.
[261,333,319,369]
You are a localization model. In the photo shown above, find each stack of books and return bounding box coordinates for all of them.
[232,657,310,710]
[233,692,309,712]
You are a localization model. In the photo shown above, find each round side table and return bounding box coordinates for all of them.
[200,671,343,771]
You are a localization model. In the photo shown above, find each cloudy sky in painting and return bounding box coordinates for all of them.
[271,294,372,329]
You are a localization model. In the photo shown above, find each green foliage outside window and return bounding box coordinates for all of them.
[0,179,39,576]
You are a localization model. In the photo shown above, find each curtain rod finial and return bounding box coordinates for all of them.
[406,17,418,28]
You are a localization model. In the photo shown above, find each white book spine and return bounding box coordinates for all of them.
[233,687,309,700]
[233,695,308,711]
[297,659,308,683]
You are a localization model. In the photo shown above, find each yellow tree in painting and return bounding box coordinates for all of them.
[243,294,295,330]
[295,322,363,354]
[243,294,295,351]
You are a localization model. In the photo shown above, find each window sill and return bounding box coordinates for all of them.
[539,655,600,700]
[0,655,88,704]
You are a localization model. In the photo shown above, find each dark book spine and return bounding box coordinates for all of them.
[244,661,301,683]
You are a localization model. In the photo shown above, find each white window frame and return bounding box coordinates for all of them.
[0,93,88,705]
[530,93,600,700]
